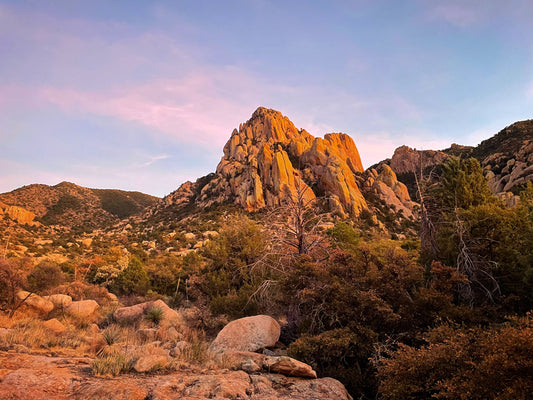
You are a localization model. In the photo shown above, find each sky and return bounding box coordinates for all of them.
[1,0,532,197]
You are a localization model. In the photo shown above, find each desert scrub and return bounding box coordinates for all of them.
[102,325,121,346]
[175,327,210,364]
[92,353,134,376]
[145,306,164,325]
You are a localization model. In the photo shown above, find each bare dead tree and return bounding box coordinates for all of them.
[454,210,500,304]
[267,181,330,261]
[414,152,439,262]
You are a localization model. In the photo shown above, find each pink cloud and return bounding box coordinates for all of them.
[39,69,262,147]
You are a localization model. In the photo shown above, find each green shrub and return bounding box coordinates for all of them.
[145,306,164,325]
[112,257,150,296]
[288,328,377,397]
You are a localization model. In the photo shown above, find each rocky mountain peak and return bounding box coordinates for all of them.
[157,107,413,219]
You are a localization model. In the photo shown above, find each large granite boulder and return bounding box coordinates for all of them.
[65,300,99,319]
[16,291,53,314]
[209,315,280,353]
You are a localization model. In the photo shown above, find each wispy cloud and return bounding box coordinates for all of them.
[431,4,479,27]
[138,154,170,168]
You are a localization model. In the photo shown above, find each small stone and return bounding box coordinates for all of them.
[42,318,66,334]
[133,355,168,373]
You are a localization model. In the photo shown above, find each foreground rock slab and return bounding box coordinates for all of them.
[0,352,353,400]
[219,350,317,378]
[210,315,281,353]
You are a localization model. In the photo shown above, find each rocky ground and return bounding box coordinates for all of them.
[0,352,351,400]
[0,294,353,400]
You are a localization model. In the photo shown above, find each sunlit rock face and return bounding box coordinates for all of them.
[389,145,448,175]
[167,107,369,216]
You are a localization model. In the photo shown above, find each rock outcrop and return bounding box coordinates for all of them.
[0,202,37,225]
[366,165,415,218]
[155,107,373,217]
[389,145,449,175]
[481,136,533,195]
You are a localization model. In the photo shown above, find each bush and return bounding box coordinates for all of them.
[112,257,150,296]
[377,314,533,399]
[27,261,64,294]
[0,258,30,309]
[145,306,164,325]
[288,328,377,397]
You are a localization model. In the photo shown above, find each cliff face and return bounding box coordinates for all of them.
[389,146,449,175]
[160,107,392,218]
[0,201,37,225]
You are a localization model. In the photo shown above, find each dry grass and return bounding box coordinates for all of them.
[92,353,134,376]
[2,309,218,376]
[0,315,89,354]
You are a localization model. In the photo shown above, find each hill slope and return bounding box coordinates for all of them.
[0,182,158,230]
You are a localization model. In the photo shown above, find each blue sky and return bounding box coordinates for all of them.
[1,0,532,197]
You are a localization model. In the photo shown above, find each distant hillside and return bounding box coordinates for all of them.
[472,120,533,161]
[0,182,159,230]
[377,120,533,200]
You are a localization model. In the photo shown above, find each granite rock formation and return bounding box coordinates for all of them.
[156,107,414,219]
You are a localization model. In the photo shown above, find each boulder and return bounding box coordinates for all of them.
[210,315,280,353]
[113,300,181,327]
[87,323,100,335]
[42,318,66,334]
[106,293,119,304]
[264,356,317,378]
[133,355,168,373]
[16,291,53,314]
[65,300,99,319]
[113,302,148,323]
[156,326,182,342]
[169,341,190,357]
[138,329,157,342]
[43,294,72,309]
[184,233,196,241]
[216,350,317,378]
